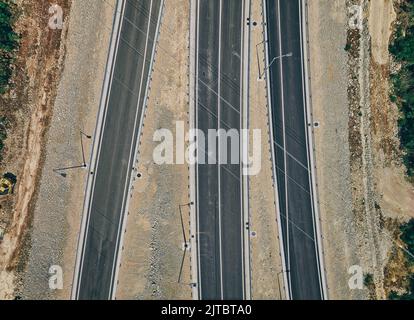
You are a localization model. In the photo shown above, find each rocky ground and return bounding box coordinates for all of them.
[0,0,73,299]
[10,0,115,299]
[115,0,192,300]
[309,0,413,300]
[248,0,285,300]
[0,0,411,301]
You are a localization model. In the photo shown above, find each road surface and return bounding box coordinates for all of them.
[194,0,248,300]
[265,0,324,300]
[73,0,163,300]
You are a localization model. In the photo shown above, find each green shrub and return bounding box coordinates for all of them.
[400,219,414,262]
[389,220,414,300]
[390,1,414,177]
[364,273,374,287]
[389,276,414,300]
[0,0,19,94]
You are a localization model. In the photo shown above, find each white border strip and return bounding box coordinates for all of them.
[71,0,126,300]
[241,0,252,300]
[262,0,290,300]
[111,0,165,300]
[217,0,225,300]
[275,0,292,296]
[189,0,199,300]
[110,0,155,298]
[300,0,328,300]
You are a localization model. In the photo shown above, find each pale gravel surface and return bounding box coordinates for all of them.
[248,0,285,300]
[13,0,403,301]
[309,0,400,300]
[351,0,388,299]
[116,0,192,300]
[308,0,367,300]
[17,0,115,299]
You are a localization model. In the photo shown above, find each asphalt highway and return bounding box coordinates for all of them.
[74,0,162,300]
[266,0,323,300]
[196,0,245,300]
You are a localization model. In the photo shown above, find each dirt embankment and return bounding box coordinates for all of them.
[309,0,413,300]
[0,0,71,299]
[345,0,390,299]
[370,0,414,222]
[348,0,414,299]
[17,0,116,300]
[334,0,412,299]
[369,0,414,298]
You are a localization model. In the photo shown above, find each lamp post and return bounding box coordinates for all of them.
[80,131,92,167]
[53,130,92,177]
[178,202,193,284]
[258,52,292,80]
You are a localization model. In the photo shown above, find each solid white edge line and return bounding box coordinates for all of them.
[276,0,293,298]
[71,0,126,300]
[300,0,328,300]
[196,0,202,300]
[217,0,225,300]
[109,0,155,297]
[110,0,165,300]
[241,0,252,301]
[262,0,290,300]
[298,0,321,296]
[110,0,154,298]
[189,0,199,300]
[239,0,245,300]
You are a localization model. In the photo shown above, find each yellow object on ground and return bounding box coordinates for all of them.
[0,173,16,196]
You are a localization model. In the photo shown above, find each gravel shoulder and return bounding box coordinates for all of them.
[247,0,285,300]
[309,0,413,300]
[115,0,192,300]
[0,0,72,299]
[308,0,366,300]
[16,0,116,299]
[3,0,409,301]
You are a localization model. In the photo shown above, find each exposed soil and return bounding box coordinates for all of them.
[16,0,116,300]
[0,0,71,299]
[345,0,392,300]
[309,0,411,300]
[383,218,414,296]
[342,0,413,299]
[372,0,414,298]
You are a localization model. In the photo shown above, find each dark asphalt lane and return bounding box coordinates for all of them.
[197,0,221,300]
[77,0,162,300]
[219,0,243,300]
[266,0,322,300]
[196,0,244,300]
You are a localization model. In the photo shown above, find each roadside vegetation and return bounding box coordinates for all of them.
[0,0,19,93]
[400,219,414,263]
[389,219,414,300]
[387,1,414,300]
[0,116,8,160]
[0,0,19,161]
[389,0,414,178]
